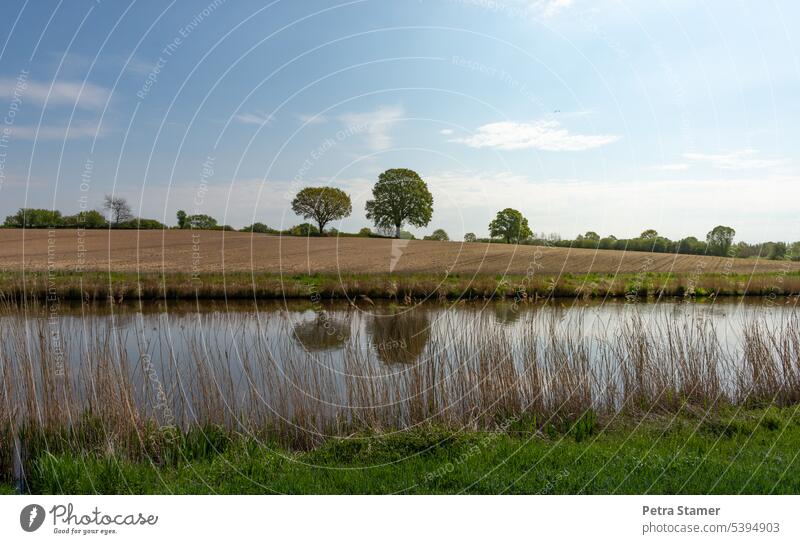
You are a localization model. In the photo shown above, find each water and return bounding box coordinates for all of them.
[2,297,797,430]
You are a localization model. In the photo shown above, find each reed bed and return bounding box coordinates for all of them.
[1,299,798,485]
[2,270,800,302]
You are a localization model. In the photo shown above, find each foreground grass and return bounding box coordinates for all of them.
[21,406,800,494]
[2,269,799,301]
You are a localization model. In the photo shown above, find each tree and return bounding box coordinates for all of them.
[241,222,272,234]
[464,232,477,242]
[176,210,187,229]
[4,208,62,228]
[62,210,107,228]
[706,225,736,256]
[640,229,658,239]
[424,228,449,241]
[185,214,218,230]
[583,231,600,241]
[291,187,352,235]
[489,208,532,244]
[103,195,133,225]
[365,168,433,238]
[789,241,800,262]
[290,223,319,236]
[358,227,373,237]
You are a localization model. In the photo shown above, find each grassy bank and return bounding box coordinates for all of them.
[2,269,800,301]
[10,406,800,494]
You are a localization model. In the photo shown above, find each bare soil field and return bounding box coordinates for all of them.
[0,229,797,277]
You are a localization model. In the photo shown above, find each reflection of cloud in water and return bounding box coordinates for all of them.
[292,315,350,352]
[367,309,430,364]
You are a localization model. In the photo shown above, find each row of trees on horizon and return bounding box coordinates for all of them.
[3,168,798,261]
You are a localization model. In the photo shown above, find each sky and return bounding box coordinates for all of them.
[0,0,798,242]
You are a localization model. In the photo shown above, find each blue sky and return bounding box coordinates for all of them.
[0,0,797,242]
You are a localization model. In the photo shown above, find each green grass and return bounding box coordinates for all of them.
[19,406,800,494]
[2,269,799,302]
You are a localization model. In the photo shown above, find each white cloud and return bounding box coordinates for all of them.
[7,122,105,140]
[652,163,690,171]
[0,78,109,110]
[295,113,328,125]
[338,105,404,151]
[234,111,274,125]
[682,149,790,171]
[453,120,619,151]
[440,128,454,135]
[535,0,574,18]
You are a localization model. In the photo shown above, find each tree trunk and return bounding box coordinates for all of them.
[318,221,325,236]
[395,224,401,239]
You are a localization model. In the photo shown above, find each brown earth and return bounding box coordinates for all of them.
[0,229,796,276]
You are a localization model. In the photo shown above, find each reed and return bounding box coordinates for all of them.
[2,270,800,302]
[1,298,798,486]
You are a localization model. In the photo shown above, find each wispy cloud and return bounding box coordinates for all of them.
[7,122,105,140]
[338,105,405,151]
[234,111,274,125]
[534,0,574,18]
[682,149,790,171]
[453,120,619,151]
[0,78,109,110]
[296,113,328,125]
[440,128,454,135]
[652,163,690,171]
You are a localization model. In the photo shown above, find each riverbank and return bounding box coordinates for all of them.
[8,406,799,494]
[2,269,800,301]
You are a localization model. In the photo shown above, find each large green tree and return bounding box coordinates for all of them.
[365,169,433,238]
[489,208,532,244]
[291,187,352,235]
[706,225,736,256]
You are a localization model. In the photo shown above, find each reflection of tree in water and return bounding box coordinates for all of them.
[493,302,523,325]
[292,314,350,352]
[367,308,430,364]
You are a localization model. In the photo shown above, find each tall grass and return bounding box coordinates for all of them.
[1,298,798,485]
[2,270,800,302]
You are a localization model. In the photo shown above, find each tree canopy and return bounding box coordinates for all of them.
[706,225,736,256]
[489,208,532,244]
[291,187,352,235]
[424,228,449,241]
[365,168,433,238]
[103,195,133,225]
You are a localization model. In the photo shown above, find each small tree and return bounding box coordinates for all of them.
[290,223,319,236]
[365,168,433,238]
[583,231,600,241]
[291,187,352,235]
[63,210,107,228]
[358,227,373,237]
[185,214,218,230]
[424,229,449,241]
[706,225,736,256]
[464,232,477,242]
[640,229,658,240]
[176,210,187,229]
[241,222,272,234]
[104,195,133,225]
[489,208,532,244]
